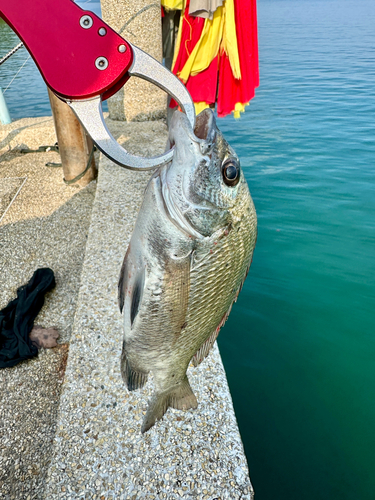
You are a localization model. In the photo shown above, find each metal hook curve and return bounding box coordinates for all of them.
[69,96,174,171]
[127,43,196,131]
[69,44,196,171]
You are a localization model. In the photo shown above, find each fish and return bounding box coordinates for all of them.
[118,108,257,433]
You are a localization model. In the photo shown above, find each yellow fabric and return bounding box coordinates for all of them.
[171,0,186,69]
[233,102,249,119]
[221,0,241,79]
[161,0,184,11]
[194,101,210,114]
[178,6,225,82]
[176,0,241,83]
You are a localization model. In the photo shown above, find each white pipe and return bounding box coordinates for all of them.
[0,87,11,125]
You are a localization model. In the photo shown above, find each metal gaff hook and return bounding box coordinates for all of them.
[69,44,196,171]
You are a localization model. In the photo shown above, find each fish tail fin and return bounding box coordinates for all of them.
[121,342,148,391]
[141,376,198,433]
[169,375,198,411]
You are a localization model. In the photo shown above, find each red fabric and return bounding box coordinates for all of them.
[186,56,218,104]
[170,0,206,108]
[170,0,259,117]
[172,1,205,81]
[217,0,259,117]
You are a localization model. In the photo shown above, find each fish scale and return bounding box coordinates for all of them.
[118,109,257,432]
[185,202,255,357]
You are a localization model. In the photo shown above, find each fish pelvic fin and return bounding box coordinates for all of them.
[121,342,148,391]
[141,376,198,433]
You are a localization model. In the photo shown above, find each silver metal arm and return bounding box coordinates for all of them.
[70,96,173,171]
[128,43,196,131]
[69,44,196,171]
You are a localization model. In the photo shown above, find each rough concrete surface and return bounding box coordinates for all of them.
[0,115,253,500]
[45,121,253,499]
[0,345,69,500]
[0,116,97,500]
[100,0,166,121]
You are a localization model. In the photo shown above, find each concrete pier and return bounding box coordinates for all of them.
[44,119,253,499]
[0,116,253,499]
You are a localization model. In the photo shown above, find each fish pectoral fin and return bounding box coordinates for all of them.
[121,342,148,391]
[118,243,146,327]
[118,245,131,313]
[130,266,145,327]
[141,376,197,433]
[118,255,127,313]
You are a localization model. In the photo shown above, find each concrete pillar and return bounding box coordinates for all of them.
[48,90,97,187]
[100,0,166,122]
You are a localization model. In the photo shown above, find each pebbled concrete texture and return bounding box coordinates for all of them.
[45,120,253,499]
[100,0,166,122]
[0,116,97,500]
[0,345,69,500]
[0,116,57,152]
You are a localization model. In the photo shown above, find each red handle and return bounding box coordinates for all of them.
[0,0,133,100]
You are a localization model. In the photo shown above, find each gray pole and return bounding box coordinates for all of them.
[48,90,97,187]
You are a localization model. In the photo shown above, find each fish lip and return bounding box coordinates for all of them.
[159,168,204,239]
[170,110,209,147]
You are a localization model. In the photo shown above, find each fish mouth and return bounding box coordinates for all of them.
[160,168,204,240]
[168,109,216,150]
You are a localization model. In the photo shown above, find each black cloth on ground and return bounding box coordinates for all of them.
[0,268,55,368]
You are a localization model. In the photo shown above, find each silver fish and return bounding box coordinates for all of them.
[118,109,257,433]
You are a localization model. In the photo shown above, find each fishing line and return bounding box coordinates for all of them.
[3,55,31,94]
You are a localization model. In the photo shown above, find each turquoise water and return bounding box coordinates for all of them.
[219,1,375,499]
[2,1,375,499]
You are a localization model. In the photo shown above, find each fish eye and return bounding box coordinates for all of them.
[222,159,240,187]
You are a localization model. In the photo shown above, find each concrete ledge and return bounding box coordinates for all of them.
[45,121,253,499]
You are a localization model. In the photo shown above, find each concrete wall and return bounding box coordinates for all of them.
[101,0,167,121]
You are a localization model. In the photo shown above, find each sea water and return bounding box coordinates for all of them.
[219,1,375,499]
[1,1,374,499]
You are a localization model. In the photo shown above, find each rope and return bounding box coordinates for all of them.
[45,162,62,167]
[21,144,62,167]
[0,42,24,67]
[0,176,28,225]
[119,3,160,35]
[16,143,96,176]
[3,55,31,93]
[20,144,59,154]
[63,145,95,185]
